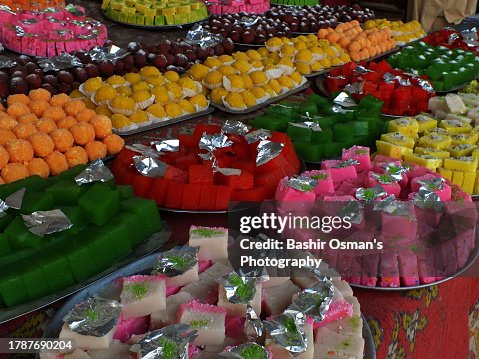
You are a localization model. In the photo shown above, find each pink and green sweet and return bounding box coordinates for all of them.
[0,5,107,57]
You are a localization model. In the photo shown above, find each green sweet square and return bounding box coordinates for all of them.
[4,217,43,249]
[293,141,324,162]
[34,252,75,292]
[120,197,162,236]
[287,124,313,142]
[117,185,134,199]
[0,269,30,307]
[20,190,54,215]
[113,212,145,246]
[46,180,88,206]
[78,183,120,226]
[0,233,11,256]
[22,264,50,300]
[59,165,87,180]
[102,221,134,259]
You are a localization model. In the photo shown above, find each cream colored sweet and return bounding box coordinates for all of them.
[217,282,262,317]
[262,276,290,288]
[88,340,131,359]
[150,292,194,329]
[59,324,116,351]
[313,328,365,359]
[166,262,199,287]
[322,315,363,337]
[263,280,301,316]
[188,226,228,261]
[180,262,232,302]
[120,275,166,319]
[268,319,314,359]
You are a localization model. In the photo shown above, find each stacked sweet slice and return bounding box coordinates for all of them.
[46,225,365,359]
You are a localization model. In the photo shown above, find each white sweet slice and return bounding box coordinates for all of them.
[314,328,365,359]
[446,113,472,124]
[180,262,232,301]
[435,109,448,120]
[331,279,354,298]
[322,315,363,337]
[204,337,236,354]
[263,280,301,316]
[150,292,194,330]
[445,93,467,114]
[343,296,361,316]
[120,276,166,319]
[467,108,479,122]
[167,263,199,287]
[59,323,116,351]
[88,340,130,359]
[217,283,262,317]
[188,226,228,261]
[428,97,448,113]
[262,276,290,288]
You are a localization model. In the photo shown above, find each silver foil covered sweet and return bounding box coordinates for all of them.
[22,209,73,237]
[153,246,199,278]
[75,159,114,185]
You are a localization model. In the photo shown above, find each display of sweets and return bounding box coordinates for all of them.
[377,110,479,195]
[208,0,269,15]
[428,92,479,126]
[363,19,426,45]
[387,41,479,92]
[0,5,108,57]
[253,93,389,161]
[0,0,64,11]
[101,0,209,26]
[110,121,300,210]
[276,145,477,287]
[188,48,308,111]
[45,227,365,358]
[0,165,163,307]
[264,35,351,75]
[317,20,396,62]
[326,60,435,116]
[422,28,479,56]
[73,67,209,133]
[0,89,124,184]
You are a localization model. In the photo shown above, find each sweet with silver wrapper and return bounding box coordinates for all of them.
[287,281,334,323]
[373,194,411,217]
[245,129,271,144]
[222,120,251,136]
[22,209,73,237]
[218,343,270,359]
[286,175,318,192]
[152,246,199,278]
[256,140,284,166]
[355,185,387,201]
[152,139,180,153]
[264,310,308,355]
[221,271,259,304]
[75,159,114,185]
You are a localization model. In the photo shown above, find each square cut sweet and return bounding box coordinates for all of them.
[302,170,334,196]
[166,263,199,287]
[267,318,314,359]
[403,153,443,171]
[113,316,149,343]
[263,280,302,316]
[380,132,416,149]
[322,315,363,337]
[178,300,226,346]
[120,275,166,319]
[321,160,358,183]
[444,157,478,172]
[150,292,194,330]
[217,282,262,317]
[314,327,365,358]
[375,140,412,159]
[189,226,228,261]
[341,146,372,172]
[87,340,131,359]
[388,118,419,137]
[414,114,437,133]
[366,172,401,197]
[275,177,316,202]
[60,323,116,351]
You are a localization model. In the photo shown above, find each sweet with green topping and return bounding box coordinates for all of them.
[191,228,223,238]
[238,344,269,359]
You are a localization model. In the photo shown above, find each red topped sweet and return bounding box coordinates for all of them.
[326,60,435,116]
[111,121,300,211]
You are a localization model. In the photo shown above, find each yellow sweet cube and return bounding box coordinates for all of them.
[403,153,443,171]
[474,171,479,194]
[388,117,419,137]
[380,132,416,149]
[447,144,477,157]
[438,119,472,135]
[438,167,453,181]
[462,171,476,194]
[414,114,438,133]
[417,133,452,150]
[473,148,479,158]
[376,140,413,159]
[450,133,479,145]
[452,170,464,187]
[444,156,479,172]
[425,127,449,136]
[414,147,450,159]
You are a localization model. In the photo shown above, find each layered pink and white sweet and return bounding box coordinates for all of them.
[302,170,334,196]
[189,226,229,261]
[119,275,166,319]
[321,160,358,183]
[150,292,194,330]
[342,146,372,172]
[178,300,227,346]
[166,263,199,287]
[59,323,116,351]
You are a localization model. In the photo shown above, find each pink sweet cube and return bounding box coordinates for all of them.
[178,300,227,346]
[120,275,166,319]
[417,252,436,284]
[366,172,401,197]
[321,160,358,183]
[275,177,316,202]
[411,174,451,201]
[314,300,353,328]
[113,316,149,343]
[397,249,420,286]
[342,146,372,172]
[302,170,334,196]
[361,253,380,287]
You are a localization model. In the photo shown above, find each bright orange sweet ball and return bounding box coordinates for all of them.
[0,129,16,146]
[43,106,66,122]
[64,100,86,117]
[75,109,96,123]
[44,151,69,175]
[90,115,112,139]
[0,114,18,130]
[29,132,55,158]
[27,158,50,178]
[5,139,34,163]
[37,118,58,134]
[50,128,74,153]
[7,94,30,106]
[29,88,51,102]
[1,163,30,183]
[7,103,30,118]
[65,146,88,168]
[85,141,107,161]
[0,145,9,169]
[71,122,95,146]
[28,100,50,117]
[57,116,78,130]
[17,113,38,125]
[103,134,124,155]
[13,123,37,140]
[49,93,70,108]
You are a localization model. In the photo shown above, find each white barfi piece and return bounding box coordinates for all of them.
[59,324,116,351]
[435,109,448,120]
[203,338,237,355]
[331,279,354,298]
[178,300,226,346]
[445,94,467,114]
[459,93,479,107]
[150,292,194,330]
[217,283,262,317]
[263,280,301,316]
[120,275,166,319]
[322,315,363,337]
[179,263,232,302]
[314,328,365,359]
[167,263,199,287]
[467,108,479,122]
[343,296,361,316]
[88,340,130,359]
[189,226,228,261]
[428,97,448,113]
[263,276,290,288]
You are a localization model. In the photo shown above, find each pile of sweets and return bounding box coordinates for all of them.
[72,67,209,133]
[0,0,64,11]
[264,35,351,76]
[387,41,479,92]
[110,121,300,210]
[208,0,269,15]
[0,5,107,57]
[422,28,479,55]
[428,92,479,126]
[254,93,388,161]
[46,225,365,358]
[188,48,309,111]
[461,80,479,94]
[363,19,426,45]
[376,110,479,195]
[0,89,124,184]
[101,0,209,26]
[0,163,163,308]
[317,20,396,62]
[326,60,435,116]
[276,145,477,287]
